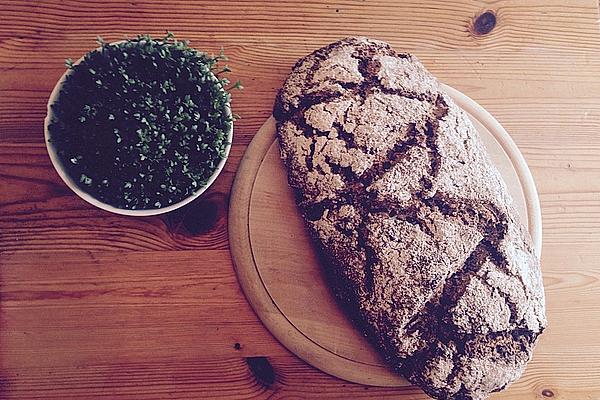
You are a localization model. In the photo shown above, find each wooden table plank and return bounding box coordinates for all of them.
[3,49,600,143]
[2,243,600,399]
[2,0,600,399]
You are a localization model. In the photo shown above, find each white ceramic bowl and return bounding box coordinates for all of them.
[44,42,233,216]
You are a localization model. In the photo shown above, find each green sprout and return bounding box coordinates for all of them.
[49,33,241,210]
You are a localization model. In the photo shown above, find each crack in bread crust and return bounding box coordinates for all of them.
[274,37,547,400]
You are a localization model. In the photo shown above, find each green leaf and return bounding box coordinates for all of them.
[231,80,244,90]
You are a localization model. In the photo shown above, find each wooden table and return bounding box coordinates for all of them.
[1,1,599,399]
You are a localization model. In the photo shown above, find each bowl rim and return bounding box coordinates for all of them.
[44,39,233,216]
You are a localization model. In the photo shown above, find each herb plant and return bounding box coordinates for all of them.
[49,33,242,210]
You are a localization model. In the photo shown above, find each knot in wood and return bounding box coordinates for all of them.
[473,11,497,36]
[541,389,555,397]
[246,357,276,387]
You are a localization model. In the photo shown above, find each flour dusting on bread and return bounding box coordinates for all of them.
[273,37,546,400]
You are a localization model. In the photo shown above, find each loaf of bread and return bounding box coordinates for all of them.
[273,37,547,400]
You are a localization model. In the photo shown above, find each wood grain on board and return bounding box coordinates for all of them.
[1,1,600,399]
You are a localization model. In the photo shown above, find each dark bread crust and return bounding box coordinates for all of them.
[273,37,547,400]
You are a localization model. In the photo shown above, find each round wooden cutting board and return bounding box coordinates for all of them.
[228,84,542,387]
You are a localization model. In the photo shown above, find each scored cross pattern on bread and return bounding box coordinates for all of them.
[273,37,547,400]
